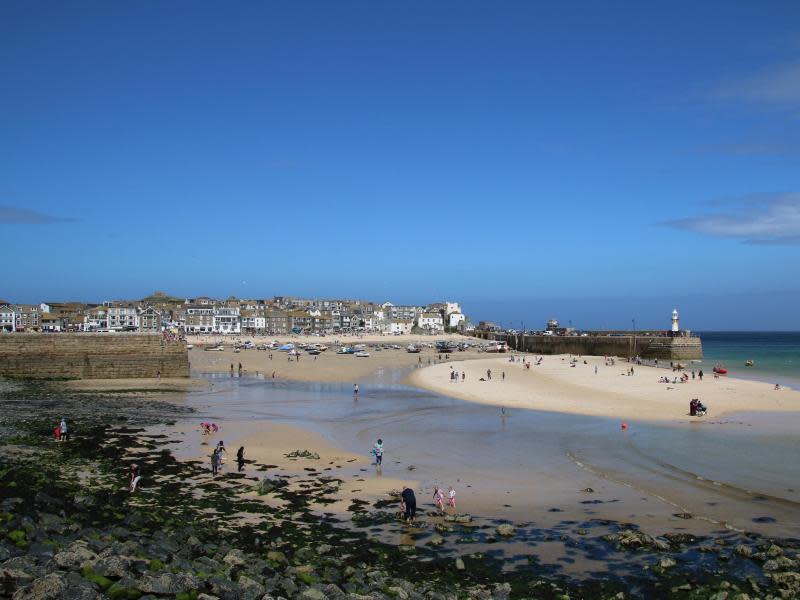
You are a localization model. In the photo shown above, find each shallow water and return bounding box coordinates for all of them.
[185,370,800,540]
[697,331,800,388]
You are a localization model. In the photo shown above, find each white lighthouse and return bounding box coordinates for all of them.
[671,308,680,333]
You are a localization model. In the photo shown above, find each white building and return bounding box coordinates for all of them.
[418,312,444,334]
[444,301,461,316]
[83,307,108,331]
[0,305,16,332]
[108,305,138,331]
[213,307,241,334]
[241,311,265,332]
[448,312,465,328]
[387,319,414,335]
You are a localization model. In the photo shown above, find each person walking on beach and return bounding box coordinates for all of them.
[230,363,234,376]
[462,371,465,382]
[692,370,695,380]
[129,463,142,494]
[401,487,417,522]
[236,446,245,472]
[502,371,505,381]
[372,438,384,466]
[216,440,227,463]
[595,365,598,375]
[448,486,456,509]
[59,418,69,442]
[487,369,492,380]
[238,362,242,375]
[354,383,359,396]
[53,423,61,441]
[211,448,221,476]
[699,370,704,381]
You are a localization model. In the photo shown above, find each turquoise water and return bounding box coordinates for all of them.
[696,332,800,388]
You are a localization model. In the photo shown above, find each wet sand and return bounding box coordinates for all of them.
[159,370,800,543]
[407,354,800,422]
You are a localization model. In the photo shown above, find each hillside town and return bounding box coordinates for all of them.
[0,292,472,336]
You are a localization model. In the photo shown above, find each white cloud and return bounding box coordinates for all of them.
[714,63,800,107]
[664,192,800,245]
[0,205,74,224]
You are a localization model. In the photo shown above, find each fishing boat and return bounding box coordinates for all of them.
[483,341,509,353]
[745,360,754,367]
[713,363,728,375]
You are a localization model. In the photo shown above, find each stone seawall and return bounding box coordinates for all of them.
[473,332,703,360]
[0,333,190,379]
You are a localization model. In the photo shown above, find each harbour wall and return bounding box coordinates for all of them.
[0,333,190,379]
[472,332,703,360]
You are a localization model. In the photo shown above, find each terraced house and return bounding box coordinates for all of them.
[184,306,214,333]
[137,306,162,332]
[212,306,241,334]
[107,304,138,331]
[0,305,16,332]
[13,304,39,331]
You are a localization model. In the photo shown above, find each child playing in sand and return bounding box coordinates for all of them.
[433,487,445,511]
[371,439,384,466]
[448,486,456,509]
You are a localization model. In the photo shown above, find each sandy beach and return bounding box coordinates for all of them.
[187,333,484,383]
[407,353,800,422]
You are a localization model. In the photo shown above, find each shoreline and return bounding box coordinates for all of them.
[405,353,800,423]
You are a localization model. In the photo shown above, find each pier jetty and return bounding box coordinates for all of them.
[0,332,189,379]
[473,331,703,360]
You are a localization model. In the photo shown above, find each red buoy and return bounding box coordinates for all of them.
[621,422,628,431]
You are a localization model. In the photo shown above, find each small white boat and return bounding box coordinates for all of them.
[185,344,194,349]
[355,351,370,357]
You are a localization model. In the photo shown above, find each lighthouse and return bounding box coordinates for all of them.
[671,308,680,333]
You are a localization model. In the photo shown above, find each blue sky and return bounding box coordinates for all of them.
[2,2,799,329]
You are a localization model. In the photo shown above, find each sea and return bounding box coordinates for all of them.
[695,331,800,388]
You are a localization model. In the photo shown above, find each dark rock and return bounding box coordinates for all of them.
[237,575,265,600]
[1,568,34,595]
[208,576,243,600]
[136,572,200,594]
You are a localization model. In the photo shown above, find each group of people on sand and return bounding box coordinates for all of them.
[689,398,708,416]
[52,418,69,441]
[433,486,457,512]
[449,368,465,382]
[396,485,457,522]
[200,422,220,435]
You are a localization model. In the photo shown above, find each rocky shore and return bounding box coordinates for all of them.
[1,380,799,599]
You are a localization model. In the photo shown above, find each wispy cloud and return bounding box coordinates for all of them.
[663,192,800,245]
[0,205,74,224]
[701,140,800,157]
[713,63,800,107]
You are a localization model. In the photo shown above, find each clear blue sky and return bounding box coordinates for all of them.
[2,2,799,329]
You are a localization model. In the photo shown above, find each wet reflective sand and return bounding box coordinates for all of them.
[178,368,800,542]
